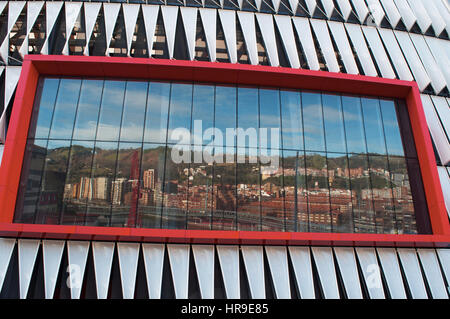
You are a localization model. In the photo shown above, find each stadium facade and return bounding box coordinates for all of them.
[0,0,449,299]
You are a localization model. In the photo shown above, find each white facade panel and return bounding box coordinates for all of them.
[328,21,359,75]
[310,19,340,72]
[292,17,320,70]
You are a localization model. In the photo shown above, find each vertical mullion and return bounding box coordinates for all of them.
[234,85,238,231]
[210,85,216,230]
[186,82,195,230]
[258,87,262,232]
[299,91,310,233]
[278,88,286,232]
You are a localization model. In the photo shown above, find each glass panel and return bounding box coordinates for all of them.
[72,80,104,140]
[60,141,95,226]
[31,78,60,140]
[388,156,418,234]
[260,148,284,232]
[302,92,325,152]
[237,87,259,150]
[191,84,215,146]
[34,140,71,224]
[259,88,281,150]
[14,139,48,223]
[322,93,346,153]
[138,144,167,229]
[280,90,303,150]
[187,159,214,230]
[119,81,148,142]
[162,144,189,229]
[283,150,308,232]
[380,99,405,157]
[395,100,417,158]
[236,147,260,231]
[305,151,331,232]
[368,155,396,234]
[327,153,353,233]
[214,85,236,160]
[110,143,142,227]
[212,149,237,230]
[342,96,367,154]
[167,83,193,144]
[348,154,376,233]
[96,80,126,141]
[85,142,119,226]
[361,98,387,155]
[143,82,171,143]
[48,79,82,139]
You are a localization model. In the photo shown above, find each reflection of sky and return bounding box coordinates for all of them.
[237,87,258,143]
[192,84,214,145]
[322,94,346,153]
[48,79,82,139]
[281,90,303,150]
[72,80,103,140]
[259,88,281,150]
[361,98,387,155]
[97,81,126,141]
[120,81,148,142]
[167,83,193,143]
[380,100,404,156]
[342,96,367,154]
[302,92,325,152]
[144,82,170,143]
[35,78,60,139]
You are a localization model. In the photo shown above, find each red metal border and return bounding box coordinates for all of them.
[0,55,448,247]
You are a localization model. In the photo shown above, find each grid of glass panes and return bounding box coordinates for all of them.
[14,77,430,234]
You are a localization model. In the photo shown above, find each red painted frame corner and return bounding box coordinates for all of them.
[0,55,448,248]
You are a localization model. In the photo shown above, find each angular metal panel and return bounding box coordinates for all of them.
[272,0,282,12]
[310,19,340,73]
[241,246,265,299]
[254,0,263,10]
[274,15,300,68]
[378,28,413,81]
[67,241,90,299]
[19,1,44,57]
[117,242,140,299]
[62,2,83,55]
[167,244,190,299]
[421,0,446,36]
[0,1,26,62]
[192,245,215,299]
[355,247,385,299]
[432,0,450,36]
[394,31,431,92]
[256,13,279,67]
[41,1,64,55]
[265,246,291,299]
[334,247,363,299]
[0,66,22,143]
[336,0,353,20]
[417,249,448,299]
[327,21,359,75]
[344,24,377,76]
[366,0,385,26]
[406,0,431,33]
[199,8,217,62]
[420,94,450,165]
[180,7,198,61]
[431,96,450,140]
[0,238,16,293]
[311,247,340,299]
[322,0,336,19]
[288,246,315,299]
[376,248,407,299]
[437,167,450,217]
[92,241,115,299]
[18,239,40,299]
[216,245,240,299]
[123,4,140,57]
[292,17,320,70]
[237,11,258,65]
[361,26,396,79]
[161,5,179,60]
[397,248,428,299]
[83,2,102,56]
[103,3,121,56]
[425,37,450,97]
[42,240,65,299]
[142,5,159,58]
[393,0,416,31]
[304,0,317,16]
[436,249,450,290]
[379,0,402,27]
[218,10,237,63]
[288,0,299,14]
[142,243,165,299]
[410,34,447,94]
[351,0,369,23]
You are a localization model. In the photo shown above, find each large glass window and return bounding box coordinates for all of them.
[15,77,430,234]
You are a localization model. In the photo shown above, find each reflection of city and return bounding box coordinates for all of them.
[55,146,417,234]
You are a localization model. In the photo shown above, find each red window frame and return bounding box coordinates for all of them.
[0,55,448,247]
